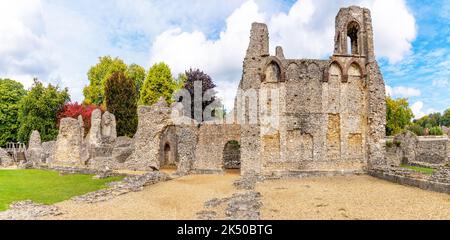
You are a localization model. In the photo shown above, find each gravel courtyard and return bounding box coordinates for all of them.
[42,174,450,220]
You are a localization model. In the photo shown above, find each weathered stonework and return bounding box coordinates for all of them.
[388,131,449,167]
[233,6,385,176]
[52,118,84,167]
[0,148,14,167]
[27,130,44,166]
[133,97,173,171]
[42,141,55,165]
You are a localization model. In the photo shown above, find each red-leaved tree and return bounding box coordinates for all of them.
[57,102,104,135]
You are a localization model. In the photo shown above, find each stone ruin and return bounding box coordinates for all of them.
[385,131,449,168]
[1,6,448,193]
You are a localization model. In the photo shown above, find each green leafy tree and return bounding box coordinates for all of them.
[126,64,146,97]
[0,79,27,146]
[17,79,70,143]
[83,56,127,105]
[139,62,178,106]
[386,96,414,136]
[104,71,138,137]
[441,109,450,127]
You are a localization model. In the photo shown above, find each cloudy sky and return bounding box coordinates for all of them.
[0,0,448,118]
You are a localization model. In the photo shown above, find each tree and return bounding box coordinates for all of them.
[0,79,27,146]
[441,109,450,127]
[17,79,70,143]
[386,96,414,136]
[57,102,104,136]
[126,64,146,98]
[105,71,138,137]
[139,62,177,106]
[83,56,127,105]
[182,68,217,121]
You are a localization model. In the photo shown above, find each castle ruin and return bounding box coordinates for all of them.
[2,6,448,186]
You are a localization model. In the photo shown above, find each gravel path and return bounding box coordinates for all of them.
[42,173,239,220]
[257,175,450,220]
[40,174,450,220]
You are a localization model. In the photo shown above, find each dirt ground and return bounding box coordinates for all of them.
[257,175,450,220]
[42,174,450,220]
[43,173,240,220]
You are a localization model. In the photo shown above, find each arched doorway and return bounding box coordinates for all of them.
[161,142,177,169]
[223,140,241,172]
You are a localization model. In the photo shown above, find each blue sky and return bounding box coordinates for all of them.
[0,0,448,118]
[380,0,449,117]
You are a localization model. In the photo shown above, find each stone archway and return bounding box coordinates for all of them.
[161,142,177,169]
[223,140,241,170]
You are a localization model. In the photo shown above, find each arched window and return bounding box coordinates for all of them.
[265,62,281,83]
[347,21,360,55]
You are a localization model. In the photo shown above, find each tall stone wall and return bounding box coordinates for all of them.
[52,118,84,167]
[27,130,44,167]
[132,98,172,171]
[235,6,385,176]
[193,124,241,173]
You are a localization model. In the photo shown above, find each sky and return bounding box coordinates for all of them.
[0,0,448,119]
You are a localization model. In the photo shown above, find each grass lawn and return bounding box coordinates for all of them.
[400,164,435,175]
[0,169,123,211]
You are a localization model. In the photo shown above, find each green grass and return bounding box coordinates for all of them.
[0,169,123,211]
[400,164,435,175]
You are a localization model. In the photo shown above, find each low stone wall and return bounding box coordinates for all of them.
[415,136,448,165]
[369,167,450,194]
[387,131,449,167]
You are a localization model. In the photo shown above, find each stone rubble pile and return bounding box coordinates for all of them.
[233,172,265,190]
[0,200,62,220]
[225,191,262,220]
[72,171,170,203]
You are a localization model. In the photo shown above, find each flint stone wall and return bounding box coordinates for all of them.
[369,167,450,195]
[52,118,83,167]
[27,131,44,166]
[193,124,241,173]
[42,141,55,164]
[236,6,385,176]
[416,137,449,165]
[389,131,449,167]
[133,98,172,171]
[0,148,14,167]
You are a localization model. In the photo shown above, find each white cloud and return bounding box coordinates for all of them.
[386,85,421,98]
[411,101,435,119]
[385,85,392,96]
[0,0,54,88]
[0,0,417,108]
[390,86,421,97]
[149,0,265,110]
[150,0,417,110]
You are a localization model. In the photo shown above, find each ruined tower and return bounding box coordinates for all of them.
[234,6,386,176]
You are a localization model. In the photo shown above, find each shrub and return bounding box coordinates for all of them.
[393,140,401,147]
[57,102,104,135]
[407,124,424,136]
[429,126,443,136]
[386,140,394,148]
